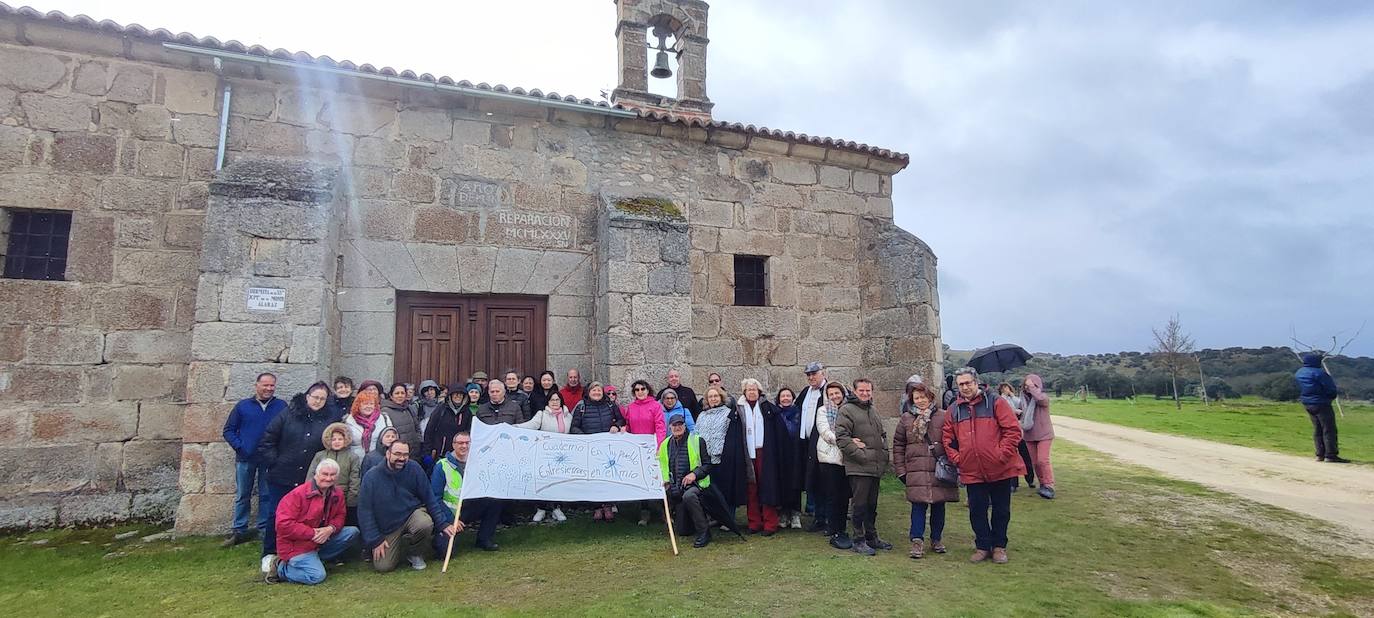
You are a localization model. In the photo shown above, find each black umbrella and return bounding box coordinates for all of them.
[966,344,1033,374]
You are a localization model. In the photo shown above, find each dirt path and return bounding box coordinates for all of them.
[1055,416,1374,556]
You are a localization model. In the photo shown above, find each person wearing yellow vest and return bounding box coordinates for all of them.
[660,411,715,548]
[429,432,503,555]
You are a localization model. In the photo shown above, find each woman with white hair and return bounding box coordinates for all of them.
[737,378,795,536]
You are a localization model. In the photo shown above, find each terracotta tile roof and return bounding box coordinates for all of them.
[0,2,909,164]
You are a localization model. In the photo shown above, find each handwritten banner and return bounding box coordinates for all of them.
[462,420,666,501]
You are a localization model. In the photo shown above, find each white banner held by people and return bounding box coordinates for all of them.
[462,420,666,502]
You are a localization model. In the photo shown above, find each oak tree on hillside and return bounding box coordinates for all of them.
[1151,314,1195,410]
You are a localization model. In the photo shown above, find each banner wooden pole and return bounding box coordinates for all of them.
[662,495,679,556]
[441,496,464,573]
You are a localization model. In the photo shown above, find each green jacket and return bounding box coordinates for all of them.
[835,398,889,478]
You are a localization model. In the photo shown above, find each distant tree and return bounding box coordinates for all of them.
[1205,378,1238,401]
[1151,314,1195,410]
[1257,374,1300,401]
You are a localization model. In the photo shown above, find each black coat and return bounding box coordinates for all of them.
[529,386,558,417]
[569,398,624,434]
[255,393,337,488]
[423,398,473,459]
[750,399,798,508]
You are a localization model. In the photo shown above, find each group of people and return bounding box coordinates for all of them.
[221,361,1058,585]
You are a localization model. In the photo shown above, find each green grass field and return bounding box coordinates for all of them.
[3,442,1372,617]
[1052,397,1372,462]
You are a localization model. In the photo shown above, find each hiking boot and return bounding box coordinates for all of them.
[532,509,547,523]
[931,539,947,554]
[693,530,712,548]
[830,533,853,550]
[407,555,427,570]
[852,540,876,556]
[790,513,803,529]
[221,530,254,548]
[551,508,567,522]
[263,555,280,583]
[1038,486,1056,499]
[970,549,990,563]
[992,547,1009,564]
[909,538,925,559]
[868,536,893,551]
[476,542,500,552]
[1325,456,1351,463]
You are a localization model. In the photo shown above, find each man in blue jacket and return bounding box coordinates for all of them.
[221,373,287,546]
[1295,352,1348,463]
[359,440,458,572]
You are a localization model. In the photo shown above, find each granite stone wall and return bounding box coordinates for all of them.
[0,15,938,532]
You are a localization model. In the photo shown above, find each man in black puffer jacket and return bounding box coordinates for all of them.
[254,382,339,572]
[569,382,625,434]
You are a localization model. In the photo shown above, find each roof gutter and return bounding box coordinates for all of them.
[161,42,639,119]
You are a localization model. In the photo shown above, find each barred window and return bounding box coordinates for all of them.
[3,209,71,281]
[733,255,768,307]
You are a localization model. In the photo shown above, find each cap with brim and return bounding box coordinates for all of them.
[804,361,824,374]
[471,371,488,380]
[668,412,686,424]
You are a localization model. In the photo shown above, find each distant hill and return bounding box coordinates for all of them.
[942,346,1374,402]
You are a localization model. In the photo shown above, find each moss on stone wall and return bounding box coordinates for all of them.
[613,197,683,220]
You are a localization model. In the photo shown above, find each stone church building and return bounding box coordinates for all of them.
[0,0,941,532]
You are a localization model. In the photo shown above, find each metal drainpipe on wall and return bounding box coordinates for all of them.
[213,57,232,171]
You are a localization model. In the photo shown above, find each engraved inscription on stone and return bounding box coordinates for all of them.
[453,179,510,209]
[485,211,575,249]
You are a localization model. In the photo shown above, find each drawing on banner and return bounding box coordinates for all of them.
[464,419,663,502]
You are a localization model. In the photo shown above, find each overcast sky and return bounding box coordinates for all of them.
[27,0,1374,356]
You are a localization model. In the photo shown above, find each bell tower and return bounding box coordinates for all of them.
[611,0,714,121]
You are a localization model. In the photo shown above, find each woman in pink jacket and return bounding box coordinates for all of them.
[1020,374,1056,499]
[621,379,666,525]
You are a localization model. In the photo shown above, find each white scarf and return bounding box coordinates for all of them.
[800,387,822,440]
[740,398,765,458]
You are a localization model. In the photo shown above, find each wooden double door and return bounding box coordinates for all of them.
[394,293,547,387]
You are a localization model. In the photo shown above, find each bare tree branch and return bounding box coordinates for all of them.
[1151,314,1194,410]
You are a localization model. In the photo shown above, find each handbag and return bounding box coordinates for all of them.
[921,416,960,487]
[934,455,960,487]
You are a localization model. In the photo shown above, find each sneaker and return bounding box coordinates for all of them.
[1325,456,1351,463]
[638,510,650,526]
[1038,486,1056,500]
[909,538,925,559]
[406,555,427,570]
[263,555,279,583]
[868,537,893,551]
[551,508,567,522]
[931,539,947,554]
[476,541,500,552]
[992,547,1009,564]
[1316,456,1327,462]
[790,513,803,529]
[970,549,990,563]
[852,540,876,556]
[532,509,547,523]
[829,533,854,550]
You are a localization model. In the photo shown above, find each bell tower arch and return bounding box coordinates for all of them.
[611,0,713,121]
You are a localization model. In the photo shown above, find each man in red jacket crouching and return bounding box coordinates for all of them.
[267,459,360,584]
[942,367,1026,565]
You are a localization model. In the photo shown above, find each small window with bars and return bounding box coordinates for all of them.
[733,254,768,307]
[3,209,72,281]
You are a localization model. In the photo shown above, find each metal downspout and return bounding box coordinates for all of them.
[213,57,232,171]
